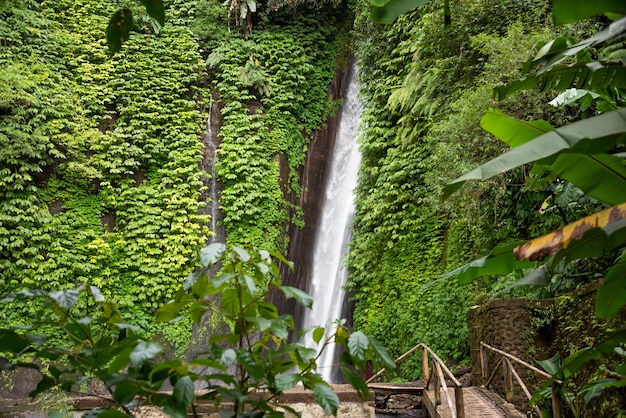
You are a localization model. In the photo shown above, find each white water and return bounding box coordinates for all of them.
[206,107,220,243]
[301,67,362,383]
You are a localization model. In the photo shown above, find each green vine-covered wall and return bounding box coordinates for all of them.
[347,0,595,378]
[0,0,352,352]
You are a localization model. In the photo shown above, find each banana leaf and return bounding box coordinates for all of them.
[552,0,626,25]
[441,108,626,202]
[480,109,553,147]
[438,241,536,284]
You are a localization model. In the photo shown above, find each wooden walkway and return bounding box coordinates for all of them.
[423,386,524,418]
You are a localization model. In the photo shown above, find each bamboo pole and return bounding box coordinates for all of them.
[503,358,513,401]
[508,358,542,417]
[480,342,556,381]
[435,361,456,418]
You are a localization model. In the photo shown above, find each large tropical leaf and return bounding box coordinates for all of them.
[438,241,537,284]
[548,153,626,205]
[514,206,626,261]
[495,60,626,101]
[552,0,626,25]
[595,252,626,318]
[480,109,553,147]
[370,0,432,23]
[492,265,550,296]
[532,18,626,72]
[441,108,626,200]
[561,328,626,378]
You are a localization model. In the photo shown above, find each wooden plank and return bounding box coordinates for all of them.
[367,384,424,394]
[423,387,526,418]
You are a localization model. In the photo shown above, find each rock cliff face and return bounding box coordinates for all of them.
[271,64,354,327]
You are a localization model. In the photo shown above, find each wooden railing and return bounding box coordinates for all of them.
[366,343,465,418]
[479,342,562,418]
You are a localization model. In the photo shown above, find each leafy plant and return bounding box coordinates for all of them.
[0,244,394,417]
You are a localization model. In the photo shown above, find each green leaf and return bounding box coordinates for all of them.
[242,274,258,297]
[580,378,626,404]
[212,272,237,289]
[174,375,195,407]
[480,109,553,148]
[217,347,236,367]
[340,367,370,400]
[548,153,626,205]
[155,302,186,323]
[236,350,264,381]
[200,243,226,267]
[439,241,535,284]
[370,0,432,24]
[347,332,368,364]
[267,249,294,270]
[183,271,202,291]
[0,330,30,353]
[442,108,626,200]
[220,289,238,315]
[129,341,162,365]
[552,0,626,25]
[65,323,91,342]
[367,336,395,370]
[276,373,301,391]
[496,61,626,101]
[596,252,626,318]
[296,346,318,364]
[562,328,626,378]
[258,301,278,319]
[537,353,562,377]
[312,383,339,414]
[232,246,250,262]
[107,9,133,54]
[138,0,165,25]
[1,289,47,303]
[50,289,80,310]
[89,286,105,302]
[163,403,186,418]
[280,286,313,309]
[312,327,325,344]
[492,265,549,297]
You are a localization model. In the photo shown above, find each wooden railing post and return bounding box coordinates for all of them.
[422,347,430,386]
[480,342,489,380]
[455,385,465,418]
[433,363,441,405]
[503,358,513,401]
[551,382,562,418]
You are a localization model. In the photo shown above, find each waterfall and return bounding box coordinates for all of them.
[301,66,362,383]
[204,99,224,244]
[206,113,219,242]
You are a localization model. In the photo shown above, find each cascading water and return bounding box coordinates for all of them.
[301,65,362,383]
[204,99,225,244]
[206,114,219,242]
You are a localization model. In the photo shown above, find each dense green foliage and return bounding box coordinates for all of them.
[0,0,351,352]
[203,7,352,249]
[0,0,209,348]
[348,0,606,378]
[0,245,395,417]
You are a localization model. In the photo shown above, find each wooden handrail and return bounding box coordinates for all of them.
[479,341,562,418]
[366,343,464,418]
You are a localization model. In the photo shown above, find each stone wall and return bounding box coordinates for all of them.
[467,281,626,415]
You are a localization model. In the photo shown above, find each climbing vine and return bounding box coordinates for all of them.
[347,0,597,378]
[0,0,353,354]
[203,7,353,250]
[0,0,208,350]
